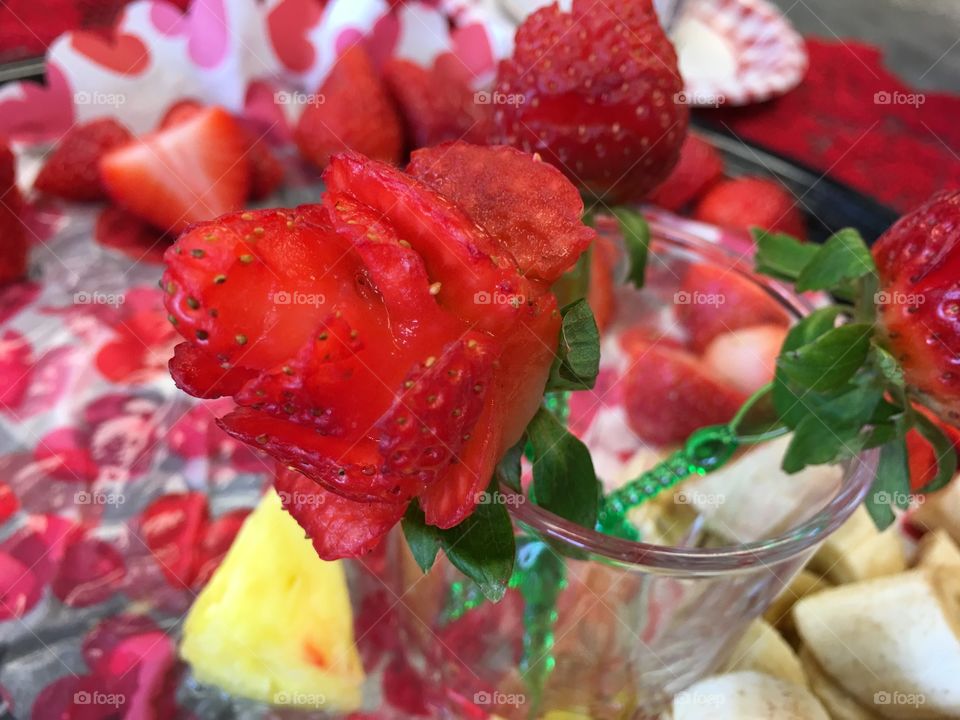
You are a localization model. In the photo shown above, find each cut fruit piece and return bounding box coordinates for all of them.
[180,489,364,712]
[721,619,807,688]
[799,648,881,720]
[34,118,132,201]
[807,505,906,584]
[100,106,250,233]
[763,570,831,643]
[676,262,790,353]
[647,133,724,212]
[910,477,960,545]
[693,176,807,240]
[794,567,960,718]
[703,323,788,395]
[680,435,842,544]
[622,342,747,446]
[295,45,403,170]
[916,528,960,569]
[671,671,829,720]
[407,142,595,285]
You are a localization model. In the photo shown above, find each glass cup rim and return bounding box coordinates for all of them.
[506,222,878,576]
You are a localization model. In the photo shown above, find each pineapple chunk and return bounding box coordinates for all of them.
[181,490,364,712]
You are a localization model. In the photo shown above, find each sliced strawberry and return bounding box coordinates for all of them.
[676,262,790,353]
[377,334,494,486]
[407,142,595,285]
[220,408,422,502]
[619,324,685,357]
[491,0,687,202]
[100,107,250,233]
[693,176,807,240]
[418,398,500,528]
[160,101,283,200]
[168,342,257,399]
[34,118,132,201]
[295,44,403,171]
[323,152,532,332]
[623,343,747,446]
[647,133,724,212]
[588,234,619,332]
[138,492,209,589]
[906,408,960,492]
[703,323,788,395]
[275,465,407,559]
[383,55,487,150]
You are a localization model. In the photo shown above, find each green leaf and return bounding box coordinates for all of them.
[612,207,650,289]
[872,344,905,389]
[780,379,885,472]
[441,476,516,602]
[912,412,959,494]
[782,306,846,352]
[754,229,818,282]
[777,323,872,392]
[546,300,600,392]
[526,407,601,528]
[401,501,441,573]
[866,435,910,529]
[495,440,524,492]
[795,229,876,293]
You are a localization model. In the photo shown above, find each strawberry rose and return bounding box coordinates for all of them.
[162,143,594,558]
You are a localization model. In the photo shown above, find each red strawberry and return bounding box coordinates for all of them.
[675,262,790,353]
[623,343,747,446]
[295,44,403,170]
[164,147,586,554]
[0,137,27,285]
[160,101,282,200]
[275,465,407,559]
[407,142,595,285]
[490,0,687,203]
[100,107,250,233]
[34,118,132,201]
[906,407,960,492]
[384,54,488,150]
[588,234,619,332]
[139,492,209,588]
[873,191,960,426]
[693,176,807,240]
[647,133,724,211]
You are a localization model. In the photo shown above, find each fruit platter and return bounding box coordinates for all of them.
[1,1,960,719]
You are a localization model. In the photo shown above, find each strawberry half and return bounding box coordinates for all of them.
[873,190,960,425]
[491,0,687,203]
[647,133,724,212]
[34,118,132,202]
[407,142,595,285]
[623,342,747,446]
[384,55,488,150]
[676,262,791,353]
[100,107,250,233]
[693,176,807,240]
[295,44,403,171]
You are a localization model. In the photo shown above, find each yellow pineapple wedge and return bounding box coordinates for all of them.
[180,489,365,712]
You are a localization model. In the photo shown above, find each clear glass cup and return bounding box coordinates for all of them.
[381,225,878,720]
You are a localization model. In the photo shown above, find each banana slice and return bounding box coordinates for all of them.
[799,647,880,720]
[679,435,842,544]
[722,619,807,687]
[670,671,829,719]
[807,506,906,584]
[910,478,960,545]
[915,528,960,569]
[794,567,960,718]
[764,571,832,644]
